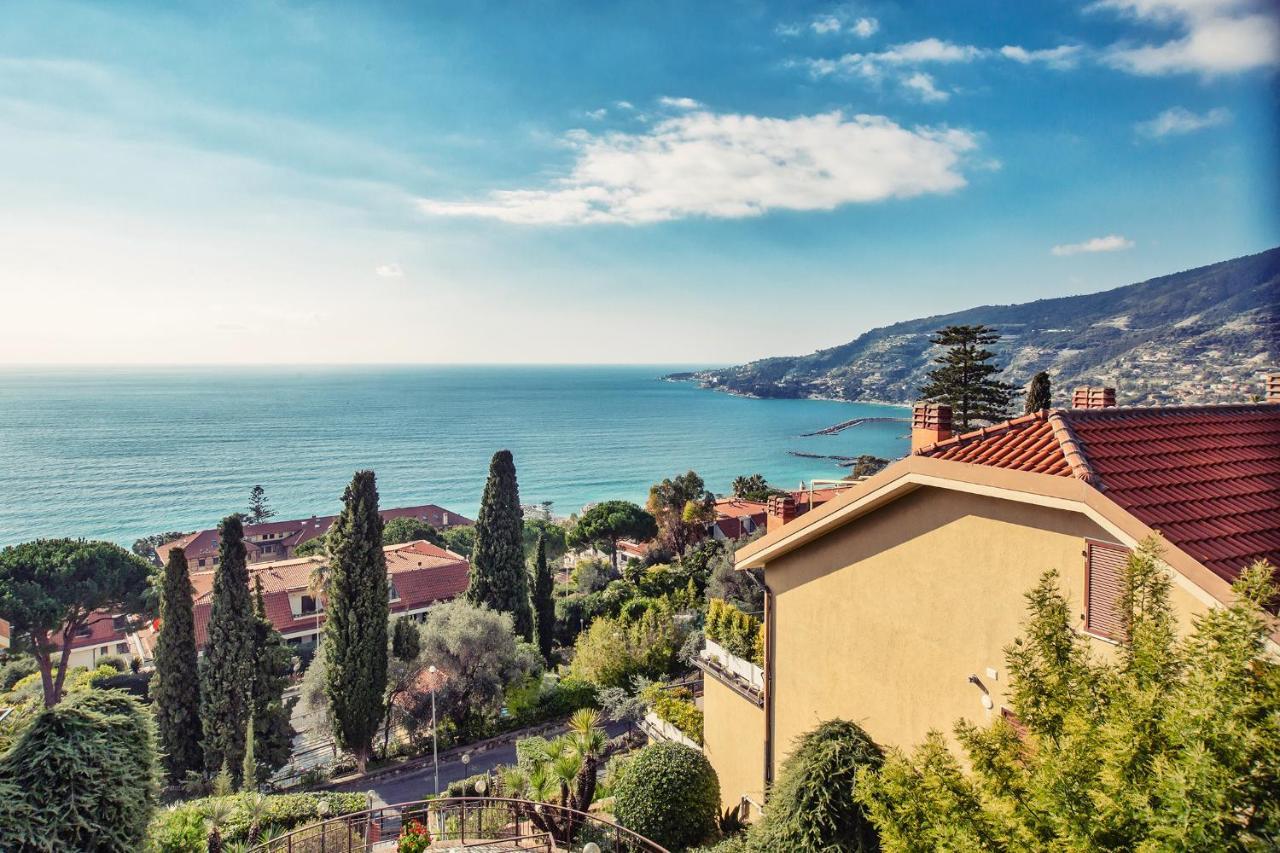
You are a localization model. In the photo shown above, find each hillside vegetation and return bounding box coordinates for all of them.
[676,247,1279,406]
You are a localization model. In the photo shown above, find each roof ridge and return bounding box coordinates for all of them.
[912,410,1049,456]
[1047,412,1099,486]
[1066,402,1280,418]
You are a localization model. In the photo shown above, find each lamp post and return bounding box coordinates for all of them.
[429,664,439,797]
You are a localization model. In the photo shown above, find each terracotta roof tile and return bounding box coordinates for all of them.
[917,404,1280,583]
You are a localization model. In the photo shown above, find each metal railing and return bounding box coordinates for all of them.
[251,796,670,853]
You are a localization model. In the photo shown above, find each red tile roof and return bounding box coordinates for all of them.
[916,404,1280,583]
[190,540,469,646]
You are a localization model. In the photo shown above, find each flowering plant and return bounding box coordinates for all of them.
[398,819,432,853]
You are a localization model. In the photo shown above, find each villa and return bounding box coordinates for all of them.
[699,379,1280,817]
[155,503,472,569]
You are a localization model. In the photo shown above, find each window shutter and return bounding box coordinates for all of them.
[1085,541,1128,640]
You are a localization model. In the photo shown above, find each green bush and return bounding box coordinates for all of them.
[446,772,493,797]
[148,791,367,850]
[750,719,883,852]
[614,742,719,850]
[705,599,763,666]
[643,684,704,743]
[96,654,130,673]
[0,656,37,692]
[0,689,159,852]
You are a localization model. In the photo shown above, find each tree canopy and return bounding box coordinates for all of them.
[383,516,445,547]
[0,538,152,706]
[568,500,658,567]
[467,450,533,640]
[646,471,714,556]
[858,542,1280,850]
[249,577,297,785]
[322,469,389,775]
[918,324,1016,430]
[246,485,275,524]
[730,473,779,502]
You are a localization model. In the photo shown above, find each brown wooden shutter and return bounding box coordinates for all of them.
[1085,541,1128,640]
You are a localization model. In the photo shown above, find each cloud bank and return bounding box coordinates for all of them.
[1095,0,1280,75]
[418,110,978,225]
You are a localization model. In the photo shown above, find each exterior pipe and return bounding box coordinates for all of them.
[763,581,775,793]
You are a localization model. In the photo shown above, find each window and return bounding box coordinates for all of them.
[198,558,206,568]
[1085,540,1128,640]
[116,642,129,655]
[388,579,400,602]
[298,594,319,615]
[112,615,129,632]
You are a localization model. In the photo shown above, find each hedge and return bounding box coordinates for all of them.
[643,684,703,743]
[147,791,367,850]
[705,599,763,667]
[614,741,719,850]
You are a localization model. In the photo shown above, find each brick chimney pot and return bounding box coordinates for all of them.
[911,402,953,452]
[1072,386,1116,410]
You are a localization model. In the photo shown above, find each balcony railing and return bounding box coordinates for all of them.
[250,796,670,853]
[696,639,765,707]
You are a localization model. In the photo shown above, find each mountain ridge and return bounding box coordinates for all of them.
[674,247,1280,407]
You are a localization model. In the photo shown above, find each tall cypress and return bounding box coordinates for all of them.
[250,576,297,786]
[200,515,255,787]
[323,470,388,774]
[152,546,203,783]
[531,532,554,664]
[1025,371,1053,413]
[467,449,532,640]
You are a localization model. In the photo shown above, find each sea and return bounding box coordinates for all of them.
[0,365,909,547]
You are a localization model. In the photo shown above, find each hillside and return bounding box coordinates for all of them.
[674,247,1280,407]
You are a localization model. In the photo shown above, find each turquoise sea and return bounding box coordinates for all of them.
[0,366,909,547]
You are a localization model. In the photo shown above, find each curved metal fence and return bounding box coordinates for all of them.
[250,796,670,853]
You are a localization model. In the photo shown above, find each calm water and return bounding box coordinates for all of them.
[0,366,908,546]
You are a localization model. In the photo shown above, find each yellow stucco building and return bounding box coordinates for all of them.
[701,388,1280,815]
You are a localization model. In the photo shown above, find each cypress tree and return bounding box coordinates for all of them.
[918,324,1017,431]
[1025,371,1053,413]
[391,616,421,662]
[467,449,533,639]
[199,515,255,787]
[532,532,555,664]
[152,546,203,784]
[323,470,389,774]
[250,576,296,785]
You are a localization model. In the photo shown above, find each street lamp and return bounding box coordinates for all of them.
[428,664,439,797]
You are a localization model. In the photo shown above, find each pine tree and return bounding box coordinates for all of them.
[918,325,1017,431]
[532,532,555,664]
[1025,371,1052,413]
[323,470,389,774]
[247,485,275,524]
[199,516,255,787]
[467,449,533,640]
[250,576,296,785]
[152,546,203,784]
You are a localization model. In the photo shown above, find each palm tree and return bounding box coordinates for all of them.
[307,560,329,641]
[205,796,234,853]
[244,792,270,845]
[506,709,606,842]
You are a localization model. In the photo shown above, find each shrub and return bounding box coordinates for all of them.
[147,791,367,850]
[642,684,703,743]
[97,654,129,673]
[705,599,763,666]
[750,719,883,852]
[0,656,37,692]
[0,689,159,852]
[446,772,493,797]
[614,742,719,850]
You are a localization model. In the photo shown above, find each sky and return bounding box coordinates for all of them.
[0,0,1277,365]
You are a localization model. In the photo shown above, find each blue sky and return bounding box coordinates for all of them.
[1,0,1276,364]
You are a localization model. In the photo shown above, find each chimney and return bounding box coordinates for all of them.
[911,402,952,452]
[1267,373,1280,404]
[1072,386,1116,410]
[767,494,796,534]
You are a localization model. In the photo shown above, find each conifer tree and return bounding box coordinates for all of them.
[247,485,275,524]
[323,470,389,774]
[918,324,1017,431]
[467,449,533,640]
[1025,371,1052,413]
[250,576,296,785]
[531,531,555,664]
[391,616,420,662]
[199,516,255,787]
[152,546,203,784]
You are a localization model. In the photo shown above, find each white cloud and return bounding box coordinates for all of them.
[417,110,979,225]
[1051,235,1136,256]
[585,108,608,120]
[812,15,842,34]
[902,72,949,102]
[805,38,987,79]
[615,100,635,111]
[852,17,880,38]
[658,96,702,110]
[1000,44,1084,69]
[1136,105,1232,136]
[375,263,404,277]
[1094,0,1280,75]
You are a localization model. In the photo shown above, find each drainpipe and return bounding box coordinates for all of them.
[762,581,775,794]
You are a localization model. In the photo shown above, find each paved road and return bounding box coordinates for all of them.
[332,720,631,807]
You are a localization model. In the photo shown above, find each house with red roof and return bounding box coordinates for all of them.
[0,610,149,671]
[155,503,471,571]
[700,377,1280,816]
[184,540,469,648]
